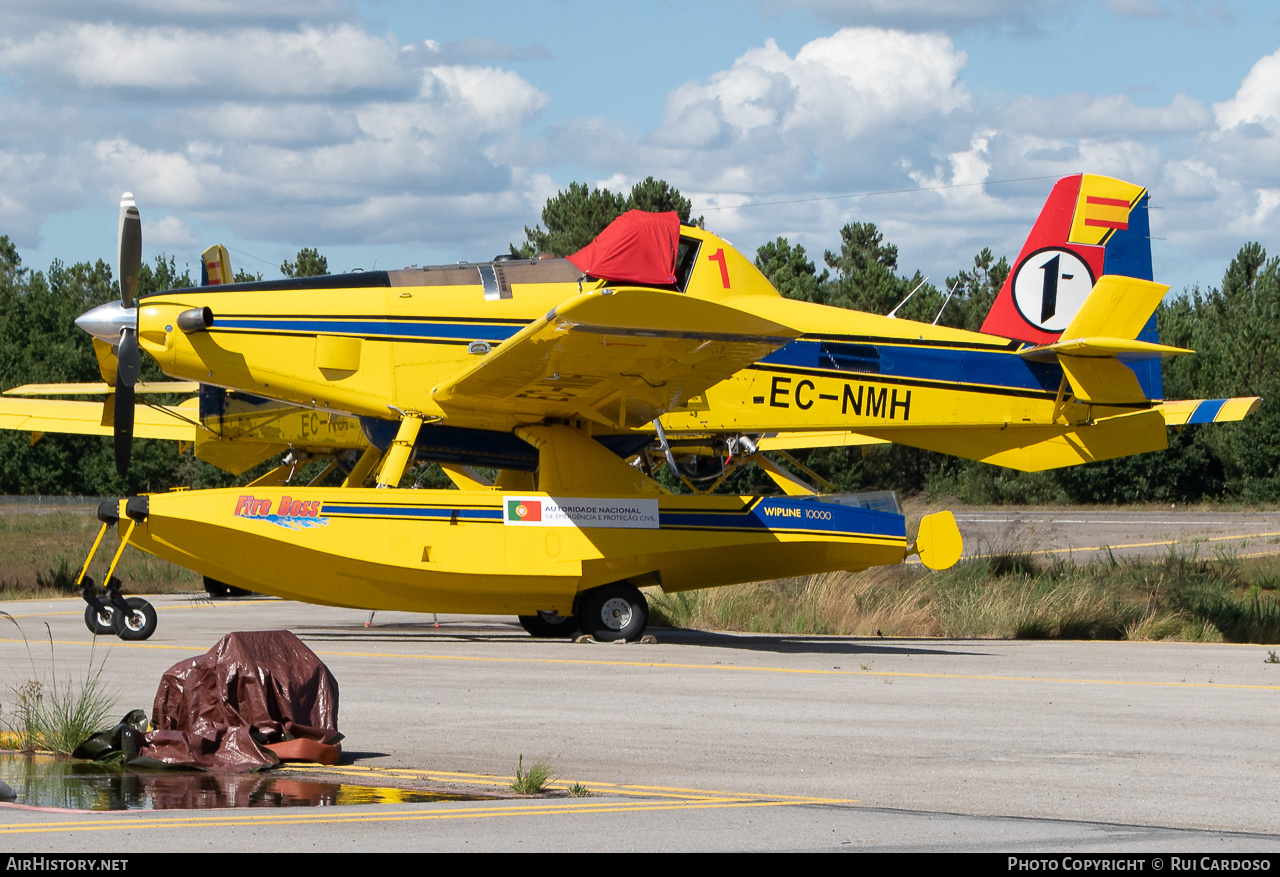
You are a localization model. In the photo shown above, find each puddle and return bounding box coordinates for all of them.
[0,752,483,811]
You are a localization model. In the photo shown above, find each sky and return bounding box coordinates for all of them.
[3,0,1280,295]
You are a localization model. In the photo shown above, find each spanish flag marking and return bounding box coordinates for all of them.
[1083,195,1131,231]
[1067,175,1145,246]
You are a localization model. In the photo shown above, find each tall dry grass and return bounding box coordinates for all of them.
[648,548,1280,643]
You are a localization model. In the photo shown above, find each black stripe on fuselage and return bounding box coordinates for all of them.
[746,362,1154,409]
[140,271,393,297]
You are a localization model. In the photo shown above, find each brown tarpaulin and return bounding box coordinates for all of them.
[140,630,342,771]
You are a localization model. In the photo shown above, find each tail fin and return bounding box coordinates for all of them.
[981,173,1162,397]
[981,174,1152,342]
[201,244,232,286]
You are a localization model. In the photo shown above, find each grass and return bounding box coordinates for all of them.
[0,509,198,600]
[1,612,116,754]
[647,548,1280,644]
[511,754,553,794]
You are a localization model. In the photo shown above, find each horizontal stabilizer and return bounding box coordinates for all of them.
[1014,275,1180,405]
[1020,337,1190,361]
[1158,397,1261,426]
[1062,274,1169,339]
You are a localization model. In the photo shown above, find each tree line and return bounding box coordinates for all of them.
[0,178,1273,504]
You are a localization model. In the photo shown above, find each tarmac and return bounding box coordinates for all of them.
[2,592,1279,852]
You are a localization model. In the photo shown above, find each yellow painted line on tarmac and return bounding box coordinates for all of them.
[0,796,840,835]
[2,637,1277,691]
[277,764,855,805]
[281,648,1280,691]
[0,598,277,620]
[0,636,232,652]
[976,530,1280,559]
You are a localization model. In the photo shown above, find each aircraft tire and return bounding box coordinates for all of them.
[111,597,157,641]
[578,582,648,642]
[517,612,579,638]
[84,604,116,636]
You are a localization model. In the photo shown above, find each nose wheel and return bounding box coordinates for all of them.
[81,583,156,641]
[76,504,157,640]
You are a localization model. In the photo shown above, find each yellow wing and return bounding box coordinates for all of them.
[0,396,199,441]
[754,430,890,451]
[432,288,799,430]
[4,381,200,396]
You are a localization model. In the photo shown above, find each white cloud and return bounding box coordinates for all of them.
[1214,47,1280,128]
[0,11,552,258]
[640,28,969,196]
[662,30,968,143]
[0,23,415,99]
[1000,93,1211,138]
[146,215,199,250]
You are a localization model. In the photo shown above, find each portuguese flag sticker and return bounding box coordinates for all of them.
[507,499,541,522]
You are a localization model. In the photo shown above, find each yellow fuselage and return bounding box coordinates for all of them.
[133,227,1131,451]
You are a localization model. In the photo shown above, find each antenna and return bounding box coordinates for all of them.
[886,276,928,319]
[932,279,961,326]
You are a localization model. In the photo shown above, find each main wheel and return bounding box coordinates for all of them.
[578,583,648,642]
[517,611,578,638]
[84,604,116,636]
[111,597,157,641]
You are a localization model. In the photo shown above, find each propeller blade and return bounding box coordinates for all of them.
[116,326,139,389]
[113,327,139,477]
[113,381,134,477]
[117,193,141,309]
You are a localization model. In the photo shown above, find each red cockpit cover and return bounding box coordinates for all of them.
[567,210,680,285]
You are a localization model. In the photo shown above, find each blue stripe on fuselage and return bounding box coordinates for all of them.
[759,340,1063,394]
[662,497,905,539]
[212,317,524,343]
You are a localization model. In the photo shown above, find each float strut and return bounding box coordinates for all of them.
[376,412,424,488]
[76,523,110,587]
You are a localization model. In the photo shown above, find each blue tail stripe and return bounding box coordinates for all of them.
[1188,399,1226,424]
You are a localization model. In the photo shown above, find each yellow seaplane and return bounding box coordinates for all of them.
[16,176,1258,641]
